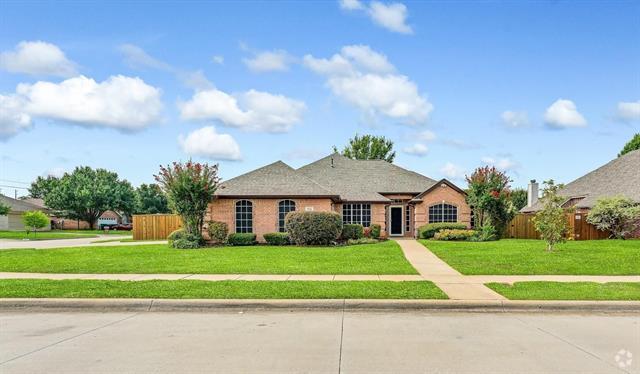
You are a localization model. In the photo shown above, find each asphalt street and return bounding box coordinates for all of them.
[1,310,638,373]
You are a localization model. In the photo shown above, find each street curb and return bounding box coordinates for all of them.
[1,298,639,313]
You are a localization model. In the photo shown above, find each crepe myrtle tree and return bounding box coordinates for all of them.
[532,180,571,252]
[154,161,220,239]
[44,167,135,229]
[465,166,514,237]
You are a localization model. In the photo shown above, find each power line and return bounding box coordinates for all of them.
[0,184,29,190]
[0,179,30,185]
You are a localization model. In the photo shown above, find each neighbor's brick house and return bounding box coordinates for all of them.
[207,153,471,242]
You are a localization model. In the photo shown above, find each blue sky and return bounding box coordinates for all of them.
[1,0,639,197]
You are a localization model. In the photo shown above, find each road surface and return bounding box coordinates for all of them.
[1,310,638,373]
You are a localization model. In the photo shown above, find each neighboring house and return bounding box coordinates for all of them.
[208,152,471,241]
[22,198,129,229]
[0,195,52,231]
[521,149,640,237]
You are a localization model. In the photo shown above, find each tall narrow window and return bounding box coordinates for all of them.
[342,203,371,227]
[405,205,411,233]
[428,203,457,223]
[278,200,296,232]
[235,200,253,233]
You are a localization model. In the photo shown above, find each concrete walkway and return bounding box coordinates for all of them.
[394,239,509,301]
[0,236,166,250]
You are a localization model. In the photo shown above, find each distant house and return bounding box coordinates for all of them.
[0,195,52,231]
[22,198,129,230]
[208,152,471,242]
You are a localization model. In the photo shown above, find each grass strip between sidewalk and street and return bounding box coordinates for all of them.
[0,241,417,275]
[421,239,640,275]
[0,279,447,299]
[486,282,640,301]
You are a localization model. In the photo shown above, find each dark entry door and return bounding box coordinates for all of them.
[390,207,403,235]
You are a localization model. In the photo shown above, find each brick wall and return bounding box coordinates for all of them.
[414,183,471,235]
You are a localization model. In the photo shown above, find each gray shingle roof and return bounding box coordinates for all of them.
[297,153,437,201]
[214,153,440,202]
[0,195,49,213]
[215,161,337,198]
[521,149,640,212]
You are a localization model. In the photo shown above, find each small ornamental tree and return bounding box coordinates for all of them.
[0,200,10,215]
[154,161,220,241]
[465,166,513,237]
[22,211,49,237]
[532,180,570,252]
[586,196,640,239]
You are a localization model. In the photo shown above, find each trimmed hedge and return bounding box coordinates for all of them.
[418,223,467,239]
[285,211,343,246]
[370,224,381,239]
[347,238,379,245]
[168,228,203,249]
[433,229,476,241]
[263,232,290,245]
[227,233,257,246]
[342,224,364,240]
[207,221,228,244]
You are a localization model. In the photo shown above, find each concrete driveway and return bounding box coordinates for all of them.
[0,235,166,250]
[1,311,637,373]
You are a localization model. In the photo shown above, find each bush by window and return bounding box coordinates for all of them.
[433,229,476,241]
[341,224,364,240]
[285,211,342,246]
[263,232,290,245]
[227,233,257,246]
[418,222,467,239]
[207,221,228,244]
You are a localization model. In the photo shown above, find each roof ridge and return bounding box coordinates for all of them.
[222,160,293,184]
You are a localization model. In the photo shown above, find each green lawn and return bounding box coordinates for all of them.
[0,231,97,241]
[487,282,640,301]
[53,229,131,236]
[0,279,445,299]
[0,241,417,275]
[420,239,640,275]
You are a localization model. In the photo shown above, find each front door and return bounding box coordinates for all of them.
[389,206,403,236]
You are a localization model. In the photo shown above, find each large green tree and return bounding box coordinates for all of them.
[465,166,514,237]
[134,183,170,214]
[334,134,396,162]
[44,166,136,229]
[28,176,60,199]
[618,133,640,157]
[509,188,528,212]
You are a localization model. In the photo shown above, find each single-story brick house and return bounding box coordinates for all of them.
[207,153,471,241]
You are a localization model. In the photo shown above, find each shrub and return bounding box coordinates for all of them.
[418,223,467,239]
[342,224,364,240]
[586,196,640,239]
[168,228,186,243]
[263,232,290,245]
[207,221,228,244]
[369,224,381,239]
[285,211,342,246]
[172,237,202,249]
[347,238,379,245]
[227,233,257,246]
[471,224,497,242]
[433,229,476,241]
[363,226,372,238]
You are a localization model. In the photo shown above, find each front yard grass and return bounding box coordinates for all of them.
[0,279,445,299]
[487,282,640,301]
[0,231,97,241]
[420,239,640,275]
[0,240,417,275]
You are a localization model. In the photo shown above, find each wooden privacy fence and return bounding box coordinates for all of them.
[133,214,182,240]
[506,213,610,240]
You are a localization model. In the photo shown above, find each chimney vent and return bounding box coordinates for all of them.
[527,179,539,207]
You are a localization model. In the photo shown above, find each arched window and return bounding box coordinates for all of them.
[428,203,458,223]
[278,200,296,232]
[235,200,253,233]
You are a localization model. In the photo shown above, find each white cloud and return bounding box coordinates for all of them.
[0,94,32,140]
[179,88,305,133]
[403,143,428,156]
[616,100,640,122]
[212,55,224,65]
[481,156,519,171]
[368,1,413,34]
[340,0,364,10]
[340,1,412,34]
[16,75,162,130]
[0,41,77,77]
[178,126,241,161]
[544,99,587,128]
[243,50,292,73]
[303,45,432,125]
[501,110,529,128]
[119,44,212,90]
[415,130,436,141]
[440,162,466,180]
